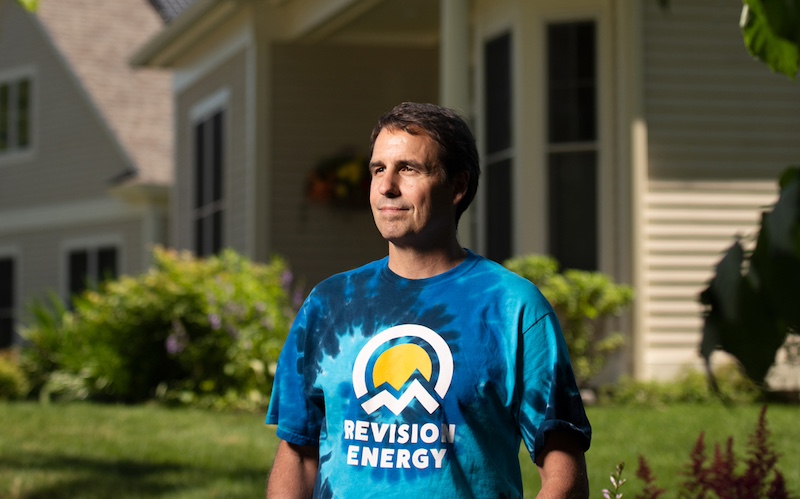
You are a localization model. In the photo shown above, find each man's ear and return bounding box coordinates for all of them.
[451,171,469,206]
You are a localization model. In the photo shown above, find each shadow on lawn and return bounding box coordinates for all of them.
[1,452,268,498]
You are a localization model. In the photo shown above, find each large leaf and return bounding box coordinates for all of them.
[16,0,37,11]
[741,0,800,79]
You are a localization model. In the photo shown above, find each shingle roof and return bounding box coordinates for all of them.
[37,0,173,185]
[147,0,197,23]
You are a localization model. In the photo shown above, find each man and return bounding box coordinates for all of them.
[266,102,591,498]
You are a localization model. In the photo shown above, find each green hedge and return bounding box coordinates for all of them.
[504,254,634,388]
[20,248,297,410]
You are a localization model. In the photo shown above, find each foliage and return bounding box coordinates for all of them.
[306,150,370,209]
[0,352,28,400]
[740,0,800,79]
[15,0,37,12]
[504,254,634,387]
[598,364,761,407]
[603,407,790,498]
[19,247,298,410]
[603,462,627,499]
[700,168,800,387]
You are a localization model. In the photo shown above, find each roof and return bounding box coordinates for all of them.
[36,0,174,185]
[147,0,197,24]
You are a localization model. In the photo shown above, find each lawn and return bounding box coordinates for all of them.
[1,402,798,498]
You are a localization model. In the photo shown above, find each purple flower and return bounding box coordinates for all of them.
[208,313,221,330]
[166,320,188,355]
[281,270,294,291]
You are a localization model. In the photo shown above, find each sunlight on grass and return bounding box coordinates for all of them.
[1,402,798,498]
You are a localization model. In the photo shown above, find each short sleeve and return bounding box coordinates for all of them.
[516,310,591,463]
[265,301,323,447]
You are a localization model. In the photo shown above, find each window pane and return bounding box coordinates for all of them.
[0,84,8,151]
[17,79,30,148]
[485,33,512,154]
[548,151,597,271]
[97,246,118,282]
[69,250,89,295]
[194,121,205,208]
[547,22,596,143]
[195,216,206,257]
[0,258,13,347]
[212,210,223,255]
[0,258,12,308]
[0,317,12,349]
[212,111,223,202]
[486,158,513,263]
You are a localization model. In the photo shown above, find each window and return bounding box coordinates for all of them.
[484,32,513,263]
[547,21,598,271]
[194,110,224,257]
[0,76,32,154]
[0,257,14,348]
[67,246,118,296]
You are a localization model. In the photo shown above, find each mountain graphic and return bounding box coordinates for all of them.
[361,379,439,415]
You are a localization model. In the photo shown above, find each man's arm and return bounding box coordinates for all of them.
[535,431,589,499]
[266,440,319,499]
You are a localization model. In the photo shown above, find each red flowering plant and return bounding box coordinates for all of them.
[306,151,370,209]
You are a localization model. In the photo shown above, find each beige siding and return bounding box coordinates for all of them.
[642,180,777,378]
[174,50,249,255]
[641,0,800,378]
[0,0,131,210]
[643,0,800,180]
[271,43,439,287]
[0,215,143,323]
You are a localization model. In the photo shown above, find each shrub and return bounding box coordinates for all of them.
[607,406,790,498]
[0,351,29,400]
[597,364,761,406]
[504,254,634,387]
[20,247,298,410]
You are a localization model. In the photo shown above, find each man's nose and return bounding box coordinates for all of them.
[377,170,400,197]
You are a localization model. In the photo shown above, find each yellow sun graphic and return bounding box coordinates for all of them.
[372,344,432,391]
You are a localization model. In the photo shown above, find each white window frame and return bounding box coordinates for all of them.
[0,65,36,164]
[190,88,229,257]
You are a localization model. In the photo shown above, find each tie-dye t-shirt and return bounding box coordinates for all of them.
[266,250,591,498]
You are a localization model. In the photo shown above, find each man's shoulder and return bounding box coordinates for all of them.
[468,251,540,290]
[310,257,388,294]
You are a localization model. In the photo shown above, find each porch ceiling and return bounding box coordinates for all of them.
[298,0,440,46]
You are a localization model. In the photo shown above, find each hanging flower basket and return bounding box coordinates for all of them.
[305,151,370,209]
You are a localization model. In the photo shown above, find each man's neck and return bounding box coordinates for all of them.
[386,240,467,280]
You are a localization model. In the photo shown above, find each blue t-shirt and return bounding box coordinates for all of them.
[266,250,591,498]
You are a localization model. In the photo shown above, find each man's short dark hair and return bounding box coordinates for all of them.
[369,102,480,225]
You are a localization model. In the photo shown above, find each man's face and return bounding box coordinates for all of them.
[369,128,463,249]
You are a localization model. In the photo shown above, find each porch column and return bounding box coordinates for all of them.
[440,0,474,246]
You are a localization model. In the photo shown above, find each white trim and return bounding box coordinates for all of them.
[174,23,253,94]
[190,87,231,123]
[473,1,516,257]
[0,198,140,236]
[616,0,647,379]
[244,27,257,258]
[0,65,38,165]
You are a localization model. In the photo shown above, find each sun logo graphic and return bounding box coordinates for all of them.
[353,324,453,416]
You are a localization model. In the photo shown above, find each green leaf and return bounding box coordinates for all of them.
[741,0,800,79]
[17,0,38,11]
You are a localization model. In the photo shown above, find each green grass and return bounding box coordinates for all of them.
[1,402,798,498]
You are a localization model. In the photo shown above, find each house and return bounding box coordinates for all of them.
[16,0,794,383]
[0,0,173,347]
